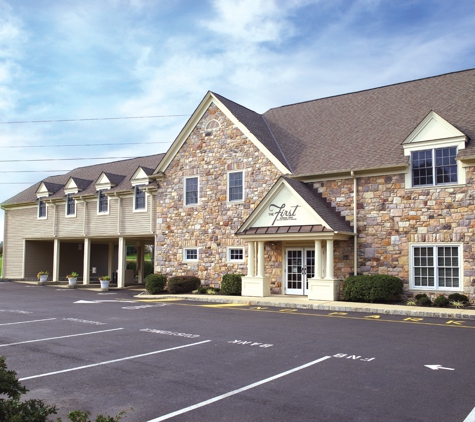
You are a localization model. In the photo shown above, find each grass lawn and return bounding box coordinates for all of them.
[126,254,152,261]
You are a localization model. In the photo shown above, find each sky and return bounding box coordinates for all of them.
[1,0,475,242]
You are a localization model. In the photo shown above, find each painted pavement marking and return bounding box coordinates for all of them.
[200,303,250,308]
[0,328,124,348]
[0,318,56,326]
[147,355,332,422]
[19,340,211,381]
[464,406,475,422]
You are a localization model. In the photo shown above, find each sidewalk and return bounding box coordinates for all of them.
[136,292,475,320]
[9,279,475,320]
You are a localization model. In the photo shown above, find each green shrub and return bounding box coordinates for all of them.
[145,273,167,294]
[342,275,403,303]
[448,293,469,303]
[168,276,201,294]
[221,274,244,295]
[143,261,154,278]
[433,295,450,307]
[126,260,137,272]
[415,293,428,301]
[418,296,432,307]
[198,286,208,294]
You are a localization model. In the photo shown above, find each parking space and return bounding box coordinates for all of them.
[1,282,475,421]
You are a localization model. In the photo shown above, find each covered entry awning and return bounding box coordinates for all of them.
[236,177,354,299]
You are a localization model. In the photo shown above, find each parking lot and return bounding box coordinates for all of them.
[1,281,475,421]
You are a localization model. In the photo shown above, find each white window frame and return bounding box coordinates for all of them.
[410,243,462,291]
[134,185,147,212]
[65,194,76,218]
[184,176,199,206]
[227,171,244,203]
[183,248,199,262]
[227,247,244,263]
[38,197,48,220]
[97,189,109,215]
[403,139,466,188]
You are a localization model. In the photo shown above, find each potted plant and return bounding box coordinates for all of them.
[66,271,79,286]
[37,271,49,284]
[99,275,110,290]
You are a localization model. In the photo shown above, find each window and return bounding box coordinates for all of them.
[98,190,108,213]
[228,247,244,262]
[66,194,76,216]
[184,248,198,261]
[38,198,47,219]
[412,147,457,187]
[228,171,243,202]
[412,245,460,290]
[185,177,198,205]
[134,186,146,211]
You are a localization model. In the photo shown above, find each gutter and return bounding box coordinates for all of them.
[351,171,357,276]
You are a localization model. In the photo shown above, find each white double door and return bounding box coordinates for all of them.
[286,248,323,295]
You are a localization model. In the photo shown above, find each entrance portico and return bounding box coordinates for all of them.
[236,177,354,300]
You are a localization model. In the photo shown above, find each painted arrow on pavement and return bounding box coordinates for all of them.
[74,300,136,304]
[425,365,454,371]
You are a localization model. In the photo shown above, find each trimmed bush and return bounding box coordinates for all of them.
[221,274,244,295]
[418,296,432,307]
[145,273,167,294]
[415,293,428,301]
[168,276,201,294]
[144,261,154,278]
[433,295,450,307]
[342,275,403,303]
[448,293,469,303]
[126,260,137,272]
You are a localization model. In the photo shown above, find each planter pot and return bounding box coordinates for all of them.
[100,279,110,290]
[68,277,77,286]
[39,275,48,283]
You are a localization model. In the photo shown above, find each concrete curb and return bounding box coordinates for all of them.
[135,293,475,320]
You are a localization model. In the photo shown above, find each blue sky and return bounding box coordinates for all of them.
[1,0,475,241]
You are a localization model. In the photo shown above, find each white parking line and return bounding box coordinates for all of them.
[147,355,332,421]
[0,318,56,326]
[464,406,475,422]
[0,328,124,347]
[19,340,211,381]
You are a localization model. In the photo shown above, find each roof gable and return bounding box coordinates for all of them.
[237,177,352,235]
[154,91,291,175]
[131,166,152,186]
[64,177,92,195]
[403,110,467,145]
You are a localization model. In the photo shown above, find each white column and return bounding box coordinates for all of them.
[53,239,60,282]
[247,241,255,277]
[117,237,126,288]
[137,242,144,284]
[315,240,323,280]
[257,241,265,278]
[108,242,114,279]
[325,239,334,280]
[83,238,90,285]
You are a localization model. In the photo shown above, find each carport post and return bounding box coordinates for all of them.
[82,238,90,285]
[136,241,144,284]
[108,242,114,279]
[53,239,60,282]
[117,237,126,288]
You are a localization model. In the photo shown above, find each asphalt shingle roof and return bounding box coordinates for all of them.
[2,154,164,206]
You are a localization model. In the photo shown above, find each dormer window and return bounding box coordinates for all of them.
[38,198,47,219]
[66,194,76,216]
[412,147,457,187]
[134,186,146,211]
[98,190,109,214]
[403,111,467,189]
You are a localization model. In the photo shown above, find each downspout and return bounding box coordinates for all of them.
[351,171,358,276]
[53,203,57,238]
[83,199,87,237]
[117,195,121,235]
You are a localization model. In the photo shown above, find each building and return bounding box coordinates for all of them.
[1,155,163,286]
[3,69,475,301]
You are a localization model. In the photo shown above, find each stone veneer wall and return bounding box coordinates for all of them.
[314,168,475,300]
[155,104,283,288]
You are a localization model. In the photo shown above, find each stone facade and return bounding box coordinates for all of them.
[155,104,283,287]
[314,168,475,301]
